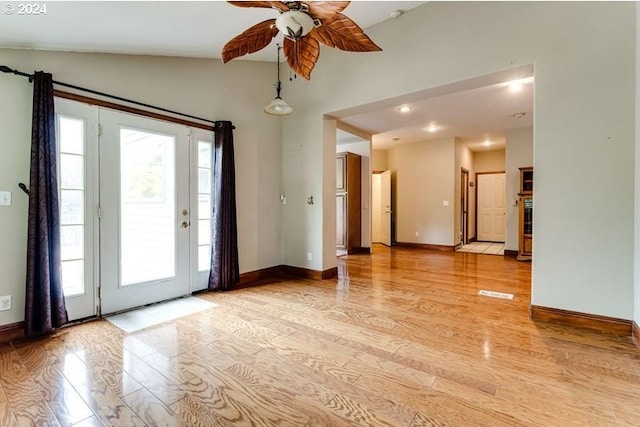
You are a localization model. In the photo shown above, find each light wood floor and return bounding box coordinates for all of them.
[2,245,640,426]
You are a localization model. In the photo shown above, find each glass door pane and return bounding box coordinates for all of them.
[55,98,98,321]
[120,128,176,285]
[191,131,214,292]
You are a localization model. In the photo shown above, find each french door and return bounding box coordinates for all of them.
[99,110,192,314]
[56,100,213,319]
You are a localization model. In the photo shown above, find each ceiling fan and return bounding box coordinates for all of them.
[222,1,382,80]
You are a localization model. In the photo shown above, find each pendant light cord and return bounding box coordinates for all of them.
[275,44,283,99]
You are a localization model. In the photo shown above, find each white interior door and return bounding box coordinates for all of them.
[372,174,381,242]
[55,99,98,321]
[477,173,506,242]
[380,170,392,246]
[99,109,191,314]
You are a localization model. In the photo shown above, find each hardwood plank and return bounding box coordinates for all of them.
[170,395,227,427]
[71,415,105,427]
[31,364,94,426]
[326,393,411,427]
[0,400,18,427]
[0,347,63,427]
[4,246,640,425]
[63,367,146,427]
[495,374,617,424]
[122,388,184,426]
[71,342,144,398]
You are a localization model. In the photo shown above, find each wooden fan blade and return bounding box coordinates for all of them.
[306,1,350,18]
[283,36,320,80]
[312,13,382,52]
[222,19,279,63]
[227,1,289,11]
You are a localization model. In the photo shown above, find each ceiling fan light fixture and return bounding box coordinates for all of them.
[276,10,316,40]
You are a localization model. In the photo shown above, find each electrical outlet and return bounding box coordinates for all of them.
[0,295,11,311]
[307,252,312,261]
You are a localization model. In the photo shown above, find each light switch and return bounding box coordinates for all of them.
[442,200,449,207]
[0,191,11,207]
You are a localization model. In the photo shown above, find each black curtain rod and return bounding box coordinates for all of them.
[0,65,226,127]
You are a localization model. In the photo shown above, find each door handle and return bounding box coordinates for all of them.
[180,221,190,228]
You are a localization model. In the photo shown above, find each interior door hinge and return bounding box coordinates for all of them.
[97,124,103,137]
[97,205,102,219]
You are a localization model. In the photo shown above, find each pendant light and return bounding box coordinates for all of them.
[263,44,293,116]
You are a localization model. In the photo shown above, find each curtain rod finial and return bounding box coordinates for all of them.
[0,65,14,74]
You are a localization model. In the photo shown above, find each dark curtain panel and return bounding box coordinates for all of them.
[25,71,68,336]
[208,121,240,291]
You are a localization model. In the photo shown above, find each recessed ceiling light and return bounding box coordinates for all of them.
[507,77,533,92]
[483,140,492,147]
[426,125,438,132]
[512,112,526,118]
[398,105,411,113]
[509,81,523,92]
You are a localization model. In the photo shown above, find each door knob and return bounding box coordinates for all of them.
[182,209,189,216]
[180,221,189,228]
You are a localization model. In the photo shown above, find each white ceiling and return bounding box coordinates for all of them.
[0,1,423,61]
[338,77,533,151]
[0,1,532,153]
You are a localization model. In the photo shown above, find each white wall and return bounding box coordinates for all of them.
[372,150,388,171]
[505,128,534,252]
[387,138,456,246]
[0,67,31,327]
[337,140,372,250]
[282,2,635,319]
[0,49,282,326]
[635,5,640,327]
[474,150,505,173]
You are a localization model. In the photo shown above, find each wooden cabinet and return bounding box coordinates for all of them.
[337,152,361,254]
[518,167,533,261]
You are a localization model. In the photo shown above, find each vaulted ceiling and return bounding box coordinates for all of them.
[0,1,532,152]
